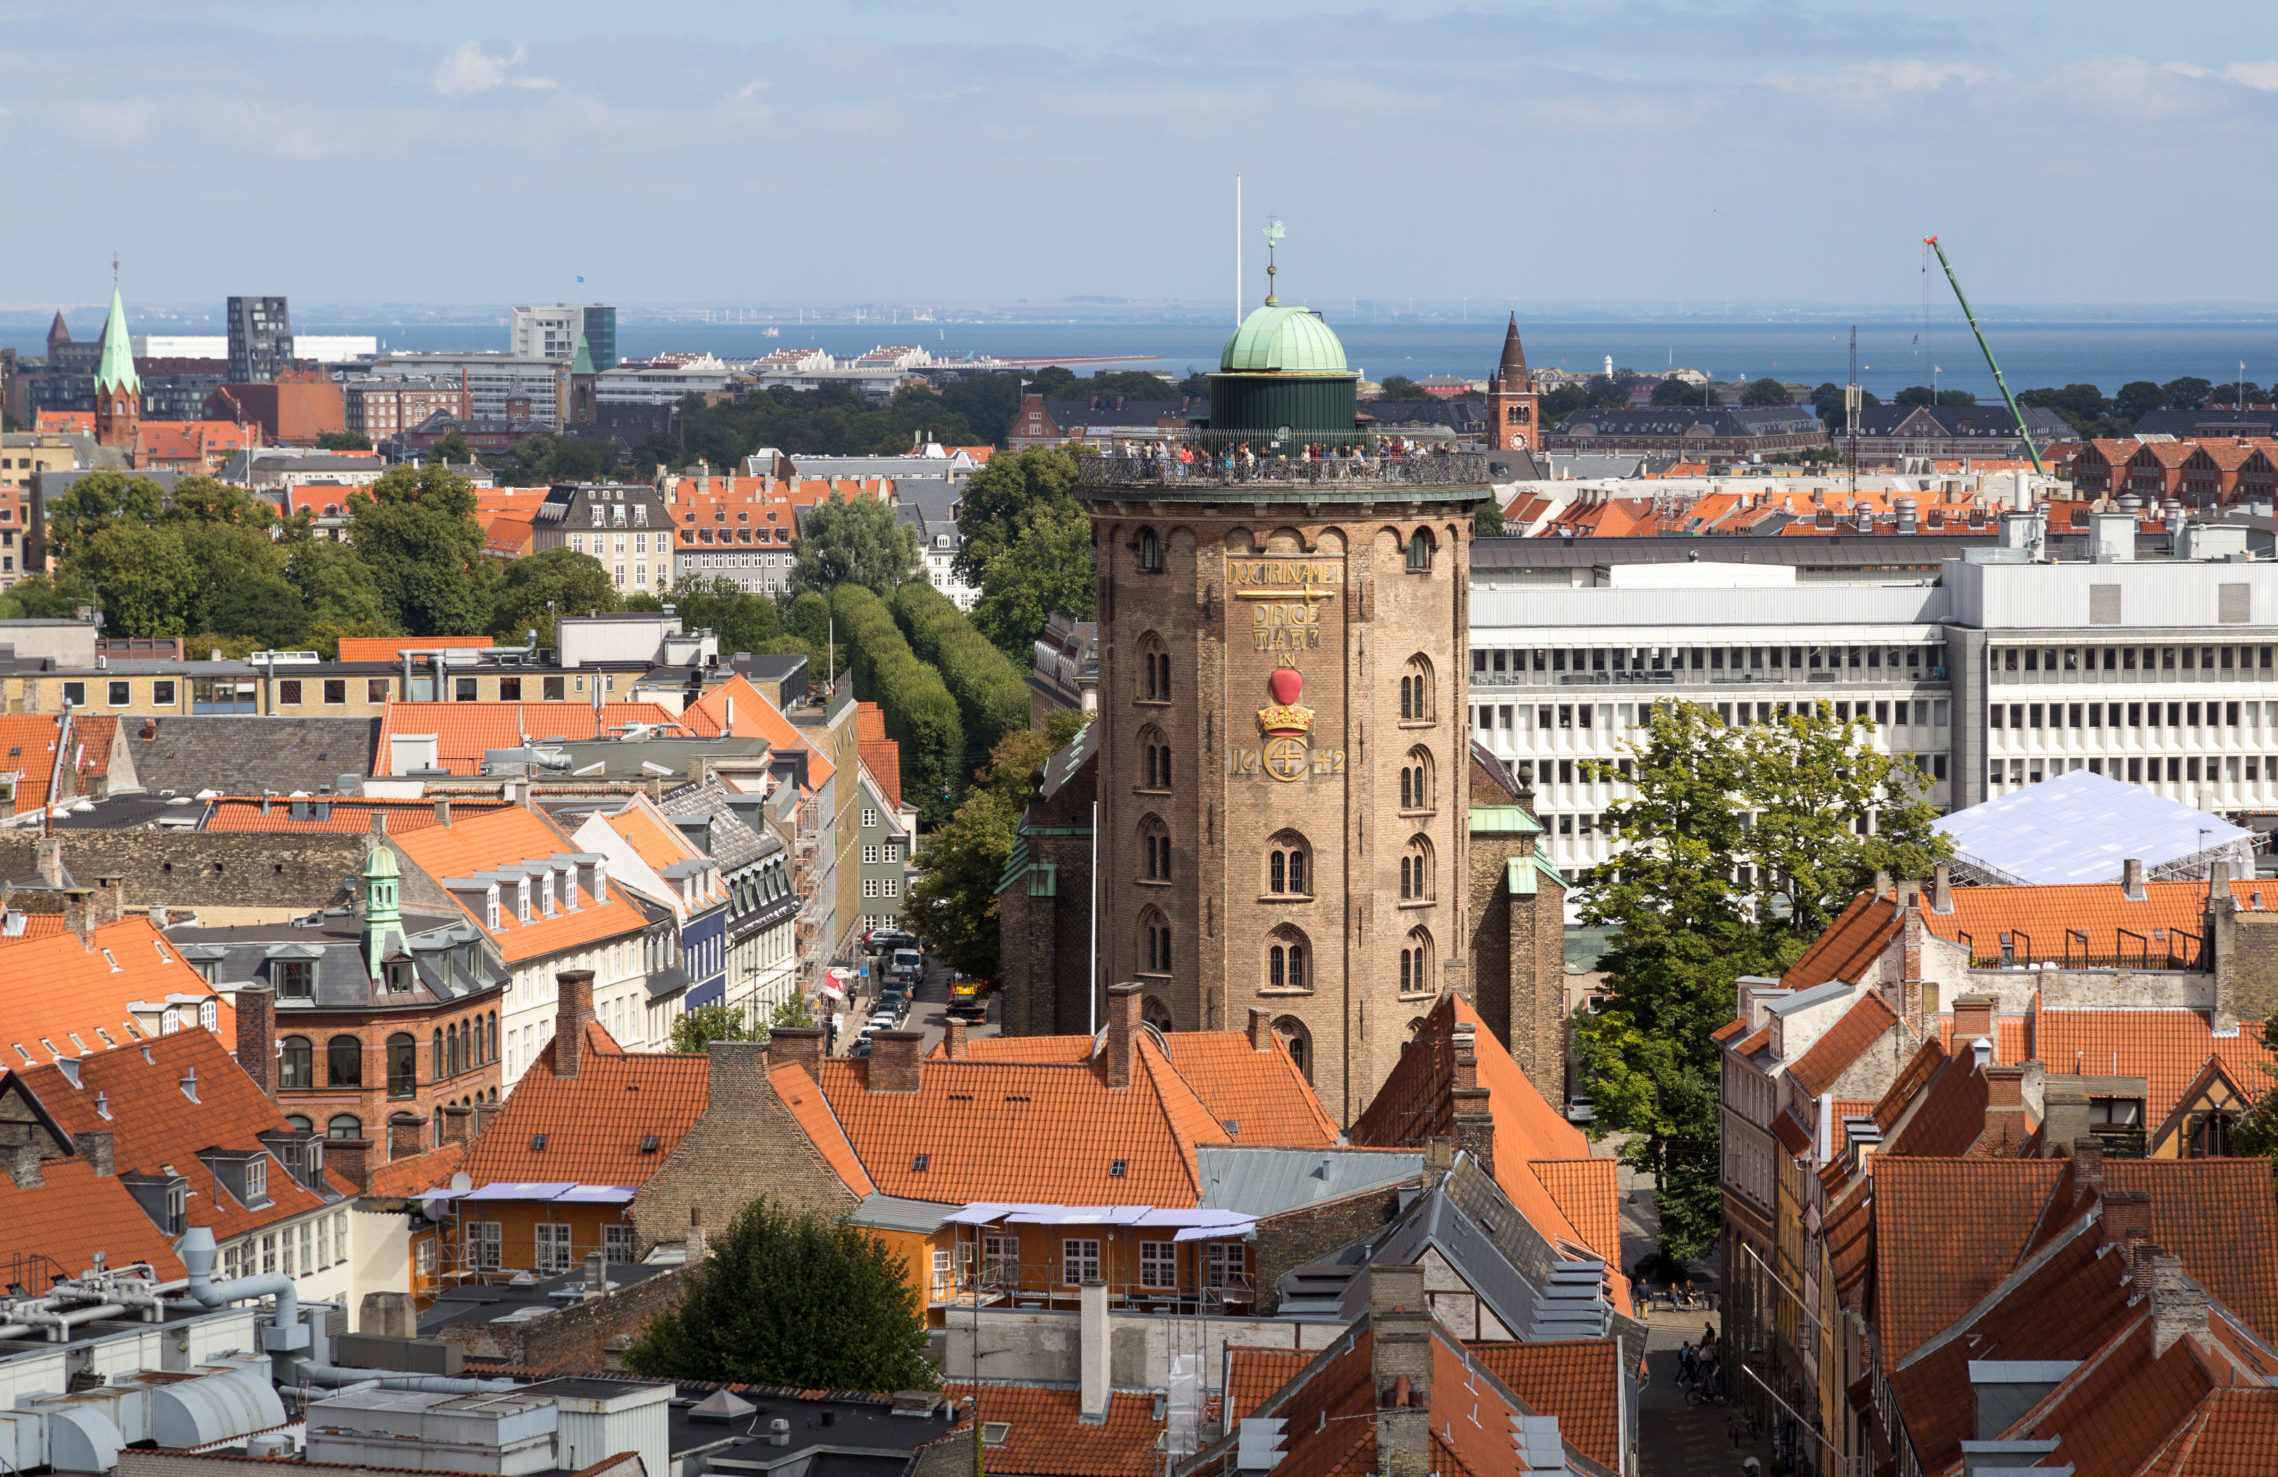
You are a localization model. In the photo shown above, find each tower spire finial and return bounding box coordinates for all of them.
[1262,216,1285,308]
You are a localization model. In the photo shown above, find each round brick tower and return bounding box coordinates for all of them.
[1077,286,1491,1124]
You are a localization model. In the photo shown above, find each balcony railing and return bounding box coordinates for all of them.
[1965,924,2205,972]
[1078,434,1487,492]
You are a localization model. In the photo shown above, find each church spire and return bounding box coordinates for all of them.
[1497,312,1528,387]
[94,281,139,397]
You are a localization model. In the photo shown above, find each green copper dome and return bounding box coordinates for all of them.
[1219,303,1348,375]
[95,284,139,396]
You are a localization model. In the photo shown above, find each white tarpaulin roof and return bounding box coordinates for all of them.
[1938,768,2252,885]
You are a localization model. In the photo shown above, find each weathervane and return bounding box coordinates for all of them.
[1262,217,1285,306]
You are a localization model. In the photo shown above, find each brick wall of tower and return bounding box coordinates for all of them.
[1082,498,1475,1125]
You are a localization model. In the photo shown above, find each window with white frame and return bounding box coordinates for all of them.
[863,879,881,898]
[883,878,900,897]
[862,845,880,865]
[317,1216,330,1268]
[931,1248,957,1300]
[983,1234,1018,1290]
[1062,1238,1101,1283]
[604,1224,635,1262]
[281,1228,296,1278]
[535,1222,574,1273]
[862,808,880,829]
[468,1221,502,1270]
[1139,1241,1176,1288]
[1207,1241,1242,1288]
[417,1239,436,1276]
[261,1234,277,1275]
[245,1157,268,1203]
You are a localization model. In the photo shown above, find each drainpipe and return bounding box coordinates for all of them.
[177,1226,299,1339]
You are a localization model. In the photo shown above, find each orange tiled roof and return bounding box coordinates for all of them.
[484,515,535,557]
[0,1156,189,1280]
[1528,1156,1621,1264]
[856,702,901,809]
[603,799,729,910]
[1933,1014,2032,1064]
[377,700,693,775]
[678,678,827,787]
[766,1062,874,1197]
[2106,1159,2278,1345]
[2000,1319,2218,1477]
[463,1023,708,1186]
[1783,891,1900,989]
[939,1385,1167,1476]
[2138,1387,2278,1476]
[0,913,71,949]
[337,635,495,664]
[817,1037,1233,1205]
[205,795,516,834]
[0,713,74,808]
[15,1030,347,1244]
[2035,1008,2273,1131]
[392,806,650,964]
[36,410,94,435]
[1872,1156,2069,1361]
[1787,991,1900,1097]
[1461,1340,1622,1475]
[0,917,232,1068]
[1222,1347,1315,1423]
[364,1141,465,1197]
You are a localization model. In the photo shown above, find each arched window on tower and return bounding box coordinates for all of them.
[1399,835,1434,901]
[1399,655,1434,723]
[1265,830,1311,897]
[1274,1017,1312,1081]
[1399,746,1435,812]
[1138,634,1171,702]
[1399,927,1435,995]
[1137,724,1171,791]
[1138,527,1163,573]
[1405,528,1435,572]
[1139,907,1172,976]
[1139,814,1172,883]
[1266,925,1311,992]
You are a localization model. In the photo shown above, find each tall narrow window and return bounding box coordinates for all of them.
[1266,927,1311,990]
[1399,656,1434,723]
[1138,528,1163,572]
[1401,836,1434,901]
[1266,832,1311,897]
[1406,530,1434,572]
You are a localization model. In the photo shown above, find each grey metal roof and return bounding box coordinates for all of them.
[1195,1147,1423,1217]
[1937,767,2254,885]
[657,778,773,872]
[1767,979,1852,1017]
[167,911,505,1011]
[1850,403,2072,440]
[130,716,379,796]
[1552,406,1822,438]
[1470,532,1995,570]
[1036,722,1097,803]
[847,1194,960,1234]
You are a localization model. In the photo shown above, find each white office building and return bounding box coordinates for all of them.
[369,353,565,428]
[1469,509,2278,904]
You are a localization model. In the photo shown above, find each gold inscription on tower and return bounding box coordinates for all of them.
[1228,559,1344,590]
[1252,602,1321,651]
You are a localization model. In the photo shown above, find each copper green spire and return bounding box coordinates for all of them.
[570,332,595,376]
[362,840,405,974]
[94,282,139,396]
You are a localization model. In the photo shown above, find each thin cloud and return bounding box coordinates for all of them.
[432,40,557,96]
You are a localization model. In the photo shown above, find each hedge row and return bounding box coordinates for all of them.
[830,583,964,827]
[889,581,1028,764]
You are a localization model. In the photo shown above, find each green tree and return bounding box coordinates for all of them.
[833,583,964,824]
[907,713,1087,984]
[202,579,311,650]
[771,995,816,1030]
[969,501,1096,663]
[0,572,93,621]
[893,581,1029,767]
[661,574,781,654]
[622,1197,934,1389]
[2018,384,2118,437]
[2162,377,2213,412]
[1894,386,1976,408]
[1375,375,1430,402]
[74,524,199,637]
[427,430,475,466]
[1573,701,1949,1260]
[45,471,169,563]
[2211,380,2269,407]
[951,446,1080,588]
[1739,377,1791,408]
[790,492,922,597]
[490,548,620,640]
[2112,380,2166,424]
[286,541,391,630]
[315,430,373,451]
[1475,502,1507,538]
[348,464,500,636]
[668,1003,763,1054]
[785,591,832,647]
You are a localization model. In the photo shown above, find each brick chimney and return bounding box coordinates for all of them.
[76,1130,113,1178]
[868,1030,924,1093]
[6,1143,43,1189]
[235,983,275,1097]
[35,836,65,888]
[1103,981,1141,1090]
[439,1103,473,1145]
[2123,857,2146,901]
[388,1114,427,1160]
[554,970,595,1078]
[326,1136,372,1192]
[2070,1134,2106,1191]
[1369,1263,1432,1477]
[766,1025,825,1079]
[2100,1189,2151,1249]
[90,875,125,927]
[1931,861,1954,915]
[1450,1021,1480,1093]
[2041,1086,2092,1160]
[1248,1008,1275,1052]
[435,797,453,828]
[944,1017,968,1060]
[685,1205,707,1263]
[1951,992,1996,1049]
[2148,1253,2210,1356]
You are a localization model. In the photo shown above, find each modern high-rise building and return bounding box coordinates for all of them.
[226,296,293,383]
[510,304,615,367]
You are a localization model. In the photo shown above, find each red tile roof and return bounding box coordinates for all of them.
[2004,1319,2217,1477]
[338,636,495,664]
[0,1156,188,1280]
[364,1141,465,1198]
[204,796,515,834]
[765,1062,874,1198]
[2105,1158,2278,1346]
[13,1030,347,1244]
[1222,1347,1315,1423]
[392,806,650,964]
[1787,991,1900,1097]
[1461,1340,1622,1474]
[0,917,232,1068]
[377,700,694,775]
[940,1384,1168,1476]
[463,1024,709,1186]
[2138,1388,2278,1477]
[2035,1008,2273,1135]
[682,676,830,786]
[856,703,901,809]
[816,1037,1235,1205]
[1782,891,1899,989]
[1873,1157,2069,1361]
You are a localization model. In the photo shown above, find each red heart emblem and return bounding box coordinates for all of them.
[1268,668,1304,705]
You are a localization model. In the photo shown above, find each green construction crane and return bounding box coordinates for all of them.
[1923,236,2045,475]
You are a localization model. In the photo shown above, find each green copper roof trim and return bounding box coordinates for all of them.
[1535,853,1566,890]
[1219,303,1351,375]
[1506,856,1536,896]
[570,334,596,376]
[1470,805,1543,836]
[995,838,1032,896]
[95,285,139,396]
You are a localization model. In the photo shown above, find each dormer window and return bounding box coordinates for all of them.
[244,1157,268,1204]
[486,891,501,931]
[276,960,315,999]
[517,879,532,923]
[386,960,413,994]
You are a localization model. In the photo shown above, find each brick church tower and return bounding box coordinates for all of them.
[91,281,140,453]
[1485,313,1538,453]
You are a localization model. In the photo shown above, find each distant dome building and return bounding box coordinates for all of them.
[995,230,1569,1124]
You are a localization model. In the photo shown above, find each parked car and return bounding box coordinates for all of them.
[851,1037,873,1059]
[866,927,918,954]
[889,947,924,983]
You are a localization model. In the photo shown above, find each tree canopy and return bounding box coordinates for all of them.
[667,1003,763,1054]
[1650,376,1711,408]
[907,712,1088,985]
[1572,701,1949,1261]
[489,547,620,641]
[1893,386,1977,408]
[1374,375,1431,402]
[1738,377,1792,408]
[790,491,922,597]
[348,464,500,636]
[622,1197,934,1389]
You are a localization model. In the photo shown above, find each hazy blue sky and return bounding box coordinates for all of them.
[8,1,2277,308]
